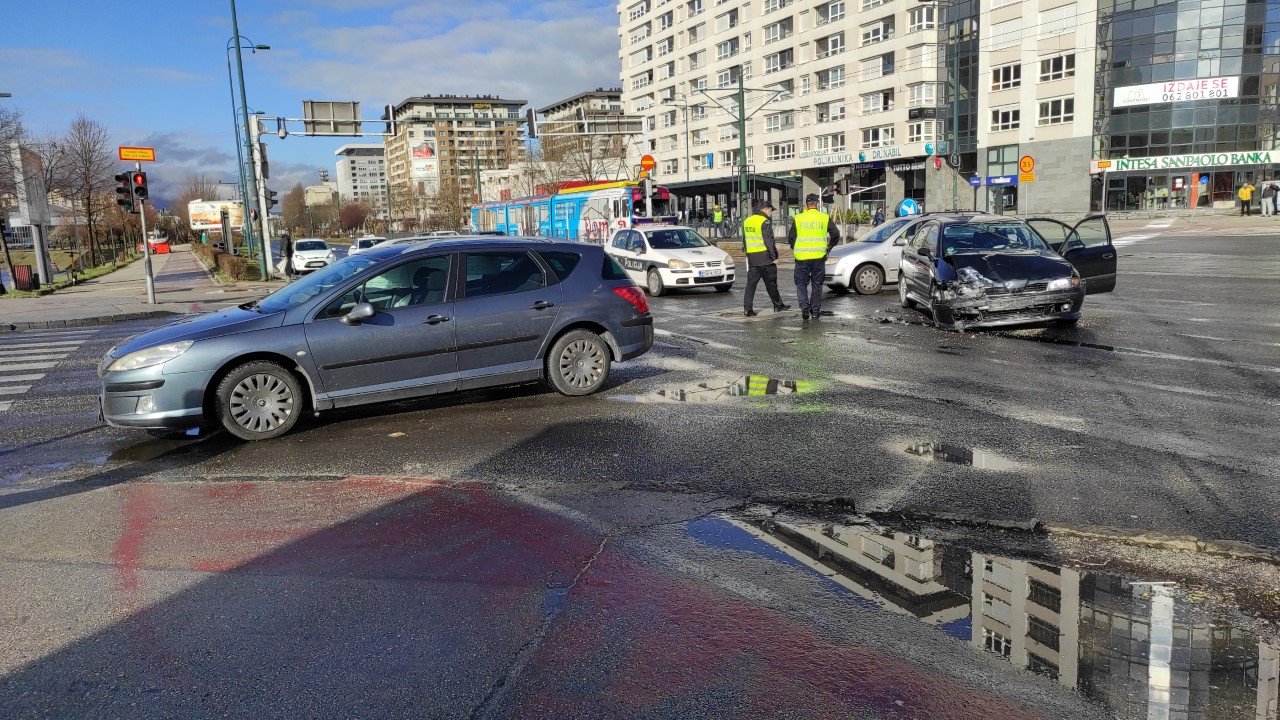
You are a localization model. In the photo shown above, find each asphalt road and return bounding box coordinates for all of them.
[1,230,1276,718]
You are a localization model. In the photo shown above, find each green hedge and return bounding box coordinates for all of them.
[191,243,262,281]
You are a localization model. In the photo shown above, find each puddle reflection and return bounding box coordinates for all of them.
[907,442,1019,470]
[610,375,815,404]
[693,515,1280,720]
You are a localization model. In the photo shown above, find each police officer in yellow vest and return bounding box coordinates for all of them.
[712,205,724,238]
[741,201,790,316]
[787,193,841,320]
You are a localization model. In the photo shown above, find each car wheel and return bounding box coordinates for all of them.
[215,360,302,441]
[854,264,885,295]
[898,277,916,308]
[714,283,732,293]
[646,269,666,297]
[546,329,612,397]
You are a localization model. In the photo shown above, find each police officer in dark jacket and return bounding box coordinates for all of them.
[787,194,841,319]
[741,201,790,316]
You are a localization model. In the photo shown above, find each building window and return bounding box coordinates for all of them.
[861,125,894,148]
[694,153,712,171]
[717,67,740,87]
[689,50,706,70]
[818,0,845,25]
[990,106,1020,131]
[991,0,1021,7]
[631,71,653,90]
[1039,54,1075,82]
[765,111,794,132]
[719,125,739,141]
[765,141,795,161]
[907,120,936,143]
[1027,652,1060,680]
[763,0,790,12]
[1028,579,1062,613]
[628,2,649,22]
[692,128,709,145]
[658,10,674,29]
[687,0,703,16]
[983,628,1013,658]
[690,76,708,91]
[688,23,705,43]
[817,132,845,151]
[818,32,845,58]
[861,90,892,114]
[861,0,886,9]
[661,159,679,175]
[818,66,845,90]
[716,38,739,59]
[817,100,845,122]
[1038,97,1074,125]
[657,37,674,56]
[720,148,740,166]
[989,18,1021,50]
[860,53,894,81]
[1039,4,1076,39]
[991,63,1021,91]
[691,103,708,118]
[908,82,936,107]
[907,5,935,32]
[715,8,739,32]
[763,18,792,43]
[764,49,793,74]
[861,18,894,46]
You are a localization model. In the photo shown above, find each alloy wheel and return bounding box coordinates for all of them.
[228,373,295,434]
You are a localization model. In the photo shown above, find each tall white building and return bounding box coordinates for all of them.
[619,0,968,215]
[334,144,388,219]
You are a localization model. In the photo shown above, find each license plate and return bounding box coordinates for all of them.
[698,270,722,278]
[307,261,325,268]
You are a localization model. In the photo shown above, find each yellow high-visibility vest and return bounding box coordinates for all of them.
[743,214,767,254]
[713,209,724,223]
[792,209,830,260]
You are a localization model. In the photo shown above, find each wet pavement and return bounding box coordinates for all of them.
[0,230,1278,717]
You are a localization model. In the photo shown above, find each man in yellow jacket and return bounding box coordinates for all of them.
[1239,181,1256,216]
[786,194,841,320]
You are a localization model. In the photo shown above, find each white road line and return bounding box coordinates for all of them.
[0,385,32,395]
[1145,219,1175,229]
[0,349,74,358]
[1114,234,1155,246]
[0,340,86,350]
[1177,333,1280,348]
[0,373,44,382]
[0,362,58,371]
[0,401,11,412]
[6,330,99,338]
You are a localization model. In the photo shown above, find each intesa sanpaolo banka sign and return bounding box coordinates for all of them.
[1090,151,1277,174]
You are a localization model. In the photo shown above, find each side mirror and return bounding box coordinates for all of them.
[893,236,907,246]
[341,301,376,326]
[633,244,646,255]
[918,245,932,258]
[1061,238,1086,256]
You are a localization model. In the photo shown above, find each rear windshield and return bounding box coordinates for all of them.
[538,251,582,282]
[296,240,328,251]
[602,254,629,280]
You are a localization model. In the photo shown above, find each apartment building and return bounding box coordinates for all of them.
[971,554,1082,689]
[334,144,388,218]
[619,0,965,214]
[383,95,526,220]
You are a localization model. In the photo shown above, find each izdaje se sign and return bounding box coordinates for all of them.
[1113,76,1238,107]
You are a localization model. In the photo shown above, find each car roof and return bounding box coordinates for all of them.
[295,238,328,243]
[924,212,1021,224]
[362,235,573,260]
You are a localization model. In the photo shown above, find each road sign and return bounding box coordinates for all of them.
[968,177,982,187]
[948,152,961,168]
[119,146,156,162]
[639,170,650,179]
[1019,155,1035,174]
[1019,172,1036,183]
[1096,160,1112,169]
[897,198,920,216]
[640,154,656,171]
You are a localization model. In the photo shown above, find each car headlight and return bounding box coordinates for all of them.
[1046,277,1081,291]
[294,254,304,261]
[668,259,691,269]
[825,255,841,266]
[106,340,194,372]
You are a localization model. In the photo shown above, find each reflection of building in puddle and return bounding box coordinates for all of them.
[734,516,1280,718]
[907,442,1019,470]
[610,376,814,404]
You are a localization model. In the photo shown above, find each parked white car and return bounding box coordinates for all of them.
[348,235,388,255]
[290,239,335,274]
[824,216,927,295]
[606,225,734,296]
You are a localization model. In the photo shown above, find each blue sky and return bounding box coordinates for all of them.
[4,0,621,206]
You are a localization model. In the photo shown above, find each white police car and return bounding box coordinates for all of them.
[606,225,735,296]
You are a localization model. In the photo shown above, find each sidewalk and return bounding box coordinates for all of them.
[0,245,287,331]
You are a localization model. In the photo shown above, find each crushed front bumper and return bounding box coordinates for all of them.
[936,288,1084,329]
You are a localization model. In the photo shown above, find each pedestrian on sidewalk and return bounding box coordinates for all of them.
[741,201,789,317]
[787,193,841,321]
[1262,181,1276,217]
[1238,181,1255,216]
[280,233,295,278]
[873,207,885,226]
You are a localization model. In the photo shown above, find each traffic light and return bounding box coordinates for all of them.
[266,189,279,209]
[131,172,149,201]
[525,108,537,139]
[115,172,134,213]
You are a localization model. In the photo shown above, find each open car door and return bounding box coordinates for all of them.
[1025,214,1117,295]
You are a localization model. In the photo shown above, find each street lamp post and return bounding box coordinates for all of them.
[661,94,692,183]
[228,0,271,281]
[225,38,268,266]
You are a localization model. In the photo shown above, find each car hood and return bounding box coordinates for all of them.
[294,248,331,256]
[660,247,730,262]
[107,306,285,359]
[947,250,1074,284]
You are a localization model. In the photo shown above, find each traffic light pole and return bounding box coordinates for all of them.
[230,0,269,281]
[136,161,156,304]
[249,119,276,275]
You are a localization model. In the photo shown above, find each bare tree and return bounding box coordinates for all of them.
[0,106,23,279]
[338,202,367,233]
[544,134,629,184]
[281,183,306,234]
[60,115,116,266]
[425,178,470,231]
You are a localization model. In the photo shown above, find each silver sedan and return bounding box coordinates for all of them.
[824,216,926,295]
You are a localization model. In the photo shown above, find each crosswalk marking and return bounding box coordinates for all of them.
[0,328,99,413]
[0,373,45,382]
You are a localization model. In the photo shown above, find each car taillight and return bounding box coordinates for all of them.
[613,286,649,314]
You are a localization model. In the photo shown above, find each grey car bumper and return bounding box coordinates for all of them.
[100,367,212,430]
[937,289,1084,329]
